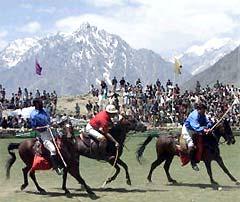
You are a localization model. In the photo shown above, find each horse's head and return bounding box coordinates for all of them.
[118,115,147,133]
[213,119,235,145]
[61,121,75,139]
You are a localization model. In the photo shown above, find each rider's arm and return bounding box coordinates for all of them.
[205,116,213,129]
[104,133,119,148]
[99,121,119,148]
[188,111,205,133]
[30,112,37,130]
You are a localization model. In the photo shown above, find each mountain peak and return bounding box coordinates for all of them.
[74,22,98,34]
[0,37,40,68]
[186,37,239,56]
[180,37,240,75]
[0,23,177,95]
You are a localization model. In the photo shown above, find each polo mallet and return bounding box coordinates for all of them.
[211,98,239,130]
[48,127,67,168]
[101,148,119,188]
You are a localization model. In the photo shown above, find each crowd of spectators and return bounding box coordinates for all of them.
[88,78,240,127]
[1,77,240,130]
[0,84,57,129]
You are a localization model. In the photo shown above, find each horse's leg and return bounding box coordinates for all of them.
[147,157,165,182]
[163,155,177,183]
[215,156,239,184]
[29,171,46,194]
[68,164,97,199]
[117,158,131,185]
[204,160,218,185]
[62,169,71,195]
[105,162,121,185]
[21,166,30,191]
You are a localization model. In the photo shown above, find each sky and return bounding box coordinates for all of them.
[1,0,240,57]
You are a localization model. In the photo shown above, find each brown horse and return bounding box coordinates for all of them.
[61,116,147,190]
[136,120,239,187]
[5,122,97,199]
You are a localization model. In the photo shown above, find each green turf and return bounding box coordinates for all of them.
[0,135,240,202]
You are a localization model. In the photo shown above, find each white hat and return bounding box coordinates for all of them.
[106,104,118,114]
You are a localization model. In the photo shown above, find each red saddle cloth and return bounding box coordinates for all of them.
[29,138,62,173]
[30,155,52,173]
[177,135,203,166]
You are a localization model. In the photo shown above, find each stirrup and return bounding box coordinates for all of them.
[54,167,63,175]
[191,164,200,172]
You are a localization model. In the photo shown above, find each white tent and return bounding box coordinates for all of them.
[8,106,35,119]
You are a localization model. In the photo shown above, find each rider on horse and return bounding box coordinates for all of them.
[85,104,120,155]
[30,98,63,175]
[182,103,212,171]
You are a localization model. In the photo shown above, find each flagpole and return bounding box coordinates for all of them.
[171,56,176,124]
[172,57,182,125]
[171,69,175,124]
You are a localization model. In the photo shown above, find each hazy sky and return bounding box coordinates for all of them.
[1,0,240,57]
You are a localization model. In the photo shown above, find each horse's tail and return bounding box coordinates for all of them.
[136,135,154,164]
[6,143,20,179]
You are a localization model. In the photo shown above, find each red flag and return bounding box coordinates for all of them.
[35,59,42,75]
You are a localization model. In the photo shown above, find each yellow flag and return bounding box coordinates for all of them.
[174,58,182,75]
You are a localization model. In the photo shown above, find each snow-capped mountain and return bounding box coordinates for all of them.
[0,37,40,69]
[0,22,190,95]
[179,38,240,75]
[182,45,240,90]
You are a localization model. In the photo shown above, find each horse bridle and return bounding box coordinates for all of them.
[212,120,233,145]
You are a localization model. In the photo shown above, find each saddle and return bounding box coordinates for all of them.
[176,134,203,166]
[33,137,62,156]
[79,132,107,158]
[80,132,98,147]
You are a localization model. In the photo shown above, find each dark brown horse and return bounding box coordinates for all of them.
[5,122,97,199]
[136,120,239,187]
[61,116,146,189]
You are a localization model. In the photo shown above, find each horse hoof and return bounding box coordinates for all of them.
[39,189,46,194]
[65,190,72,198]
[20,184,28,191]
[89,193,99,200]
[211,180,219,186]
[169,180,177,184]
[235,181,240,185]
[64,189,70,194]
[127,179,132,186]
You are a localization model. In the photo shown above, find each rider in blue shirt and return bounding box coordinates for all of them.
[30,98,63,175]
[182,103,212,171]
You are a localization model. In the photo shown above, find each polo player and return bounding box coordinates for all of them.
[85,104,120,154]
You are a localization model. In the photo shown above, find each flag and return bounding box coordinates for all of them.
[174,58,182,75]
[35,59,42,75]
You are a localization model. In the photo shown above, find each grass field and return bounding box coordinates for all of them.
[0,135,240,202]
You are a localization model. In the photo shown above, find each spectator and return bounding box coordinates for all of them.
[119,77,126,91]
[75,103,80,118]
[111,76,118,93]
[86,100,93,116]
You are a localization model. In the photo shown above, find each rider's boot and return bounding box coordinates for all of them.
[50,155,63,175]
[189,147,199,171]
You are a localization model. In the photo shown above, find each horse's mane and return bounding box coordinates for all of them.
[109,121,127,144]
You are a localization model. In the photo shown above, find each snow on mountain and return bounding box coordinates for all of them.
[180,37,240,75]
[182,46,240,90]
[0,22,190,95]
[0,37,40,68]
